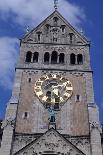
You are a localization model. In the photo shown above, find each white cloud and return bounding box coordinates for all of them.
[0,0,85,89]
[0,37,19,89]
[0,0,85,28]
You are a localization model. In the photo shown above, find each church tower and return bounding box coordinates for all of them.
[0,3,102,155]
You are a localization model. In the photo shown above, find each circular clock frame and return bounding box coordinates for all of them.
[34,74,73,106]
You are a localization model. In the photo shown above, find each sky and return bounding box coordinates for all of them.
[0,0,103,123]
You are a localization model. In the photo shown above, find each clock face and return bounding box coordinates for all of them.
[34,74,73,105]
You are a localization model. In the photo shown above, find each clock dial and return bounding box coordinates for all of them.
[34,74,73,105]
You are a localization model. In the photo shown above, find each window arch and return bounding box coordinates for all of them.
[77,54,83,64]
[59,53,65,64]
[51,51,58,64]
[70,53,76,65]
[33,52,39,63]
[25,51,32,62]
[44,52,50,64]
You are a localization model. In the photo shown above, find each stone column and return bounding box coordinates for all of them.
[0,100,18,155]
[88,104,102,155]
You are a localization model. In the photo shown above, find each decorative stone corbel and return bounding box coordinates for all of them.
[90,121,102,133]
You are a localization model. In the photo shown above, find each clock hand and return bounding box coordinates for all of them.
[45,82,52,89]
[53,89,59,96]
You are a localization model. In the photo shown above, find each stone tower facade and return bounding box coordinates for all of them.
[0,10,102,155]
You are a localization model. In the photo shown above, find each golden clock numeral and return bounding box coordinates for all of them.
[48,74,52,78]
[35,89,41,93]
[42,96,48,102]
[34,74,73,105]
[56,74,61,79]
[44,75,49,80]
[52,74,57,79]
[66,84,72,88]
[64,92,71,97]
[60,97,64,102]
[63,82,67,87]
[66,90,72,93]
[34,85,41,89]
[36,82,42,86]
[66,87,73,91]
[36,91,43,97]
[40,77,46,81]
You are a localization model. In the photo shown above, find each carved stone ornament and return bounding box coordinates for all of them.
[13,129,85,155]
[90,121,102,133]
[2,117,16,129]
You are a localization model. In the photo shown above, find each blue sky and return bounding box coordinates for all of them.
[0,0,103,123]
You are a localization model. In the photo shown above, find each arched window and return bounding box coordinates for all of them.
[59,53,65,64]
[44,52,50,64]
[70,53,76,65]
[25,51,32,62]
[33,52,39,63]
[51,51,58,64]
[77,54,83,65]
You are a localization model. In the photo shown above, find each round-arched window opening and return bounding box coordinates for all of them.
[33,52,39,63]
[77,54,83,65]
[59,53,65,64]
[25,51,32,62]
[44,52,50,64]
[70,53,76,65]
[51,51,58,64]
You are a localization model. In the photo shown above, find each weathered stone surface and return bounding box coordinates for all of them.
[13,128,86,155]
[0,10,102,155]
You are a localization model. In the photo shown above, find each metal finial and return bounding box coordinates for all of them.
[54,0,58,10]
[26,26,30,33]
[80,28,84,35]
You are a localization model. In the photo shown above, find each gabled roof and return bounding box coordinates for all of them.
[22,10,89,45]
[14,128,86,155]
